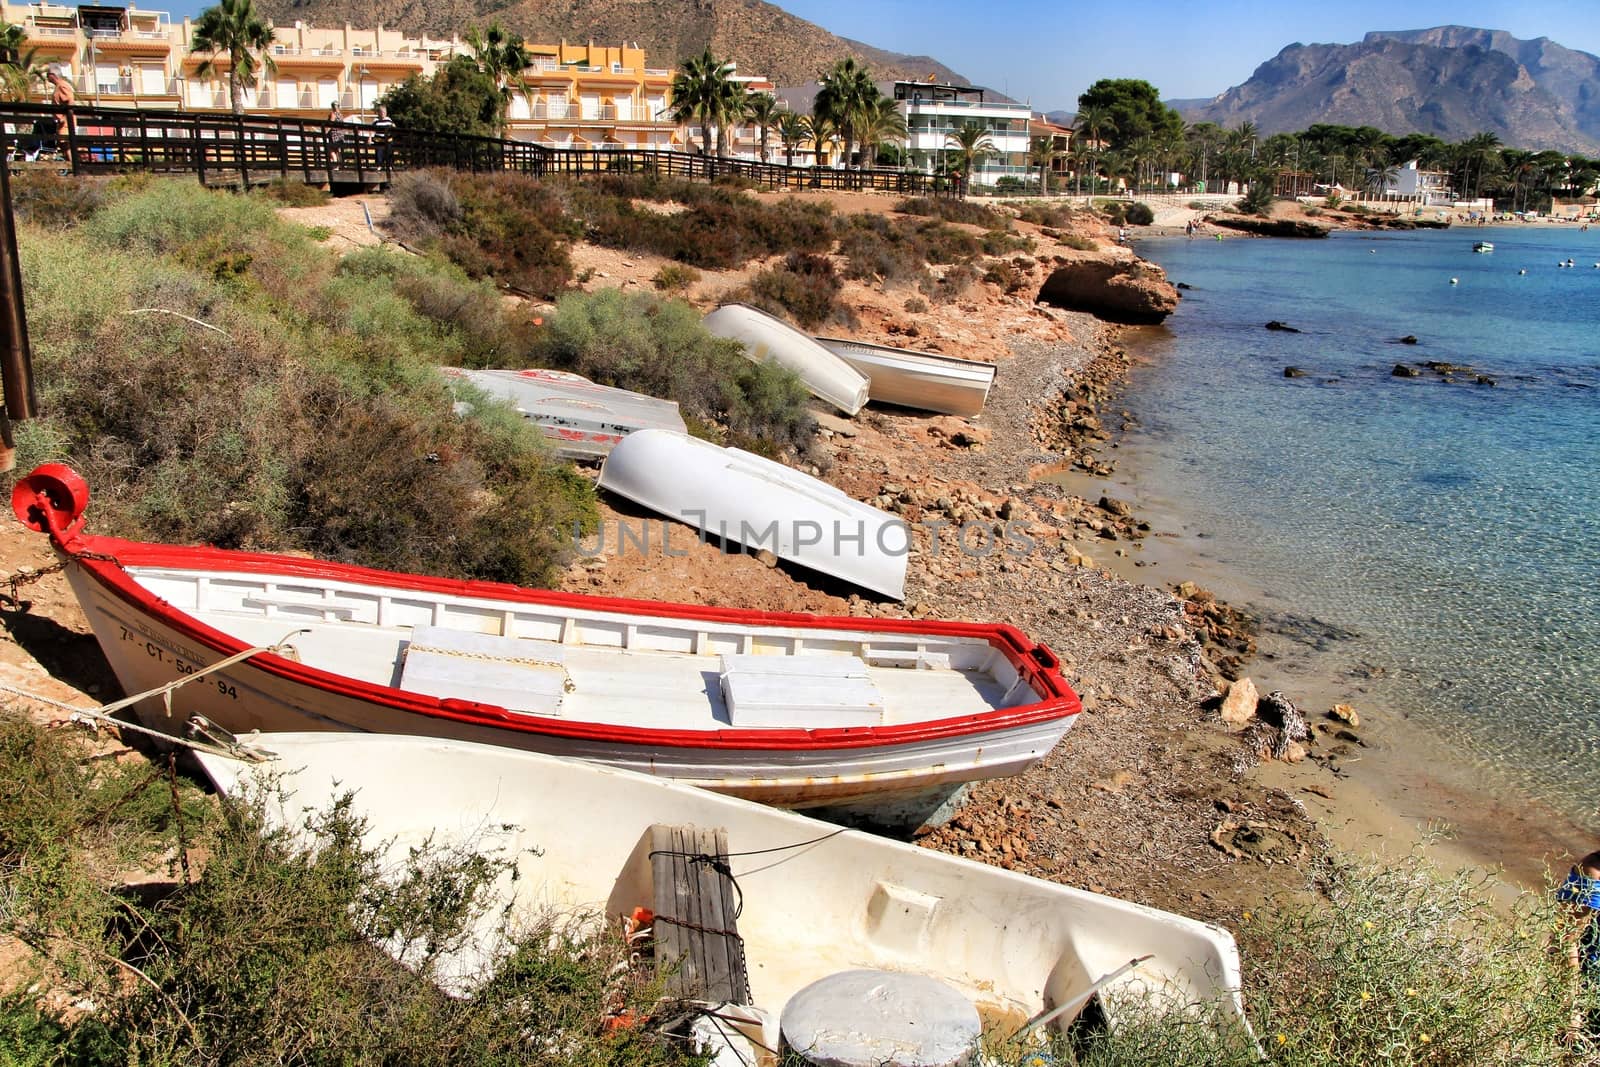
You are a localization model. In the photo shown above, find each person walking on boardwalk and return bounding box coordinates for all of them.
[45,67,73,136]
[327,103,346,168]
[370,104,394,169]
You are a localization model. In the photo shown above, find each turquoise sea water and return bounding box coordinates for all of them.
[1125,226,1600,826]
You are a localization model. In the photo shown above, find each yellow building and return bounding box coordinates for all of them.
[2,3,688,150]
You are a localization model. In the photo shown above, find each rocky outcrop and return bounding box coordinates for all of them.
[1036,257,1180,325]
[1209,214,1330,239]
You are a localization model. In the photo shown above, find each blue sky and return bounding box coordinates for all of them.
[767,0,1600,112]
[156,0,1600,114]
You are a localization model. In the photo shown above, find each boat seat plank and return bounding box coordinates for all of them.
[650,824,750,1006]
[399,625,570,716]
[720,653,884,728]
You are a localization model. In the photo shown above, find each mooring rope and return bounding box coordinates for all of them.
[0,628,307,761]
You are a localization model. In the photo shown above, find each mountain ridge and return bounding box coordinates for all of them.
[1177,26,1600,155]
[256,0,971,88]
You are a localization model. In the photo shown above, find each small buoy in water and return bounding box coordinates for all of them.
[1450,277,1459,285]
[1519,269,1527,275]
[1369,249,1376,254]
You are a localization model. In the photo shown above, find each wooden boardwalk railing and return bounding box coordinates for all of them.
[0,102,953,196]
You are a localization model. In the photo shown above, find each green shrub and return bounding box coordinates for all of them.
[982,229,1034,255]
[15,182,594,587]
[388,169,462,239]
[982,259,1028,293]
[922,262,979,303]
[739,251,855,330]
[1187,200,1211,211]
[532,288,815,455]
[256,178,331,207]
[442,172,579,298]
[7,170,103,228]
[1125,202,1155,225]
[1304,206,1323,217]
[652,263,701,292]
[1346,203,1370,216]
[0,715,688,1066]
[1061,232,1098,251]
[903,296,928,313]
[895,196,1005,227]
[1015,202,1074,228]
[564,174,834,269]
[836,214,931,286]
[1058,849,1599,1067]
[1237,184,1275,216]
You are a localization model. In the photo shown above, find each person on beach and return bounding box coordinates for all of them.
[1559,849,1600,1044]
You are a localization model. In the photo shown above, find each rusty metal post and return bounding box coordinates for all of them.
[0,140,37,471]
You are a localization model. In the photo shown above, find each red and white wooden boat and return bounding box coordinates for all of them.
[14,465,1080,832]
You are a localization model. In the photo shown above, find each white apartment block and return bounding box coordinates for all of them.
[894,80,1030,187]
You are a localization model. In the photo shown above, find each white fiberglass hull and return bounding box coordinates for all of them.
[598,429,908,599]
[816,336,996,417]
[442,367,686,460]
[197,732,1250,1044]
[703,303,870,415]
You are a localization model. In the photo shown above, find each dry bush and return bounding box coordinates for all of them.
[739,252,855,330]
[895,196,1006,227]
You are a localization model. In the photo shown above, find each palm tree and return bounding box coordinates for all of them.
[0,25,49,103]
[802,113,836,167]
[189,0,277,115]
[1364,162,1400,200]
[1459,131,1502,200]
[944,119,996,197]
[1073,105,1111,196]
[856,95,906,169]
[813,57,877,168]
[669,49,741,157]
[776,109,808,166]
[1028,135,1058,195]
[464,23,532,110]
[743,92,780,162]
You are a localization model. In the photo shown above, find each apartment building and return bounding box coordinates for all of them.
[894,80,1030,187]
[1385,159,1455,205]
[1,2,688,150]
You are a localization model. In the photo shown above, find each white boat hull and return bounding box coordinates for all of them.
[442,367,686,461]
[198,732,1251,1042]
[816,337,996,417]
[599,429,909,599]
[703,303,870,416]
[62,558,1060,831]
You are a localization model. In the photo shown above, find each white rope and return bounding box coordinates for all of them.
[0,628,308,761]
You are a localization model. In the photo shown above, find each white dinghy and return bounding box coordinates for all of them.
[816,337,997,417]
[598,429,908,599]
[702,303,870,416]
[197,732,1252,1060]
[442,366,686,461]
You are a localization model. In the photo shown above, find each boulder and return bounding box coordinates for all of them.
[1283,366,1308,378]
[1209,214,1331,239]
[1265,320,1301,333]
[1037,256,1180,325]
[1392,364,1422,378]
[1329,703,1361,728]
[1399,335,1420,345]
[1218,677,1259,731]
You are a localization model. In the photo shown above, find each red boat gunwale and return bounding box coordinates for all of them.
[55,528,1081,752]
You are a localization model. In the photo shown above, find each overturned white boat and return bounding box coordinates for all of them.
[816,337,996,417]
[197,732,1252,1056]
[599,429,908,599]
[442,367,686,461]
[703,303,870,416]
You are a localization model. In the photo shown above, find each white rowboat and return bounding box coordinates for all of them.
[703,303,870,416]
[15,465,1076,833]
[441,367,687,461]
[816,337,996,417]
[598,429,909,600]
[197,732,1251,1052]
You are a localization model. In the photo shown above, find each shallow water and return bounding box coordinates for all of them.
[1121,225,1600,829]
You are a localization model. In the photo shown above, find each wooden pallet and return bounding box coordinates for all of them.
[649,824,750,1005]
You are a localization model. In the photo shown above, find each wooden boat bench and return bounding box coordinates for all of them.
[649,824,751,1005]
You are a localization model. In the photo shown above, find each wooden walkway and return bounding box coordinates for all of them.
[0,102,953,196]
